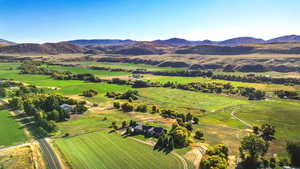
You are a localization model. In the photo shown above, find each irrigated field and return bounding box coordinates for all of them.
[68,61,184,72]
[138,87,249,112]
[0,109,27,147]
[55,131,184,169]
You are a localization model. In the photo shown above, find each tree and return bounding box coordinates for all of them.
[82,89,98,97]
[286,141,300,167]
[9,97,23,110]
[23,101,37,115]
[194,129,204,140]
[239,135,268,169]
[135,104,147,112]
[0,88,7,98]
[121,121,127,128]
[113,102,120,109]
[253,123,276,142]
[168,136,174,151]
[111,121,118,130]
[260,124,276,142]
[200,155,228,169]
[193,117,199,124]
[73,104,87,114]
[48,110,60,122]
[121,103,134,112]
[186,113,193,122]
[169,123,191,147]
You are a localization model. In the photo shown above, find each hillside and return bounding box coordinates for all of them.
[0,42,88,54]
[267,35,300,43]
[65,39,136,46]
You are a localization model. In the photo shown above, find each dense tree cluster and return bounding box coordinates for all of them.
[275,90,300,100]
[200,144,229,169]
[212,74,300,85]
[8,93,87,135]
[106,90,139,101]
[286,141,300,167]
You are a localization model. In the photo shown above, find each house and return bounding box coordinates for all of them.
[132,124,165,137]
[60,104,73,111]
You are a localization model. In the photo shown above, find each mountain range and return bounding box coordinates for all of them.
[64,35,300,46]
[0,35,300,55]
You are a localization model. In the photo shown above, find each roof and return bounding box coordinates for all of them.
[60,104,72,110]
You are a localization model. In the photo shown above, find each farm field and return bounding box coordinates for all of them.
[42,64,130,77]
[0,109,28,147]
[67,61,185,72]
[143,75,300,92]
[138,87,249,112]
[55,131,184,169]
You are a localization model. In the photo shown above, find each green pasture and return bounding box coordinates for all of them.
[138,87,249,112]
[42,64,129,77]
[0,109,27,147]
[55,131,184,169]
[143,75,300,92]
[69,61,185,72]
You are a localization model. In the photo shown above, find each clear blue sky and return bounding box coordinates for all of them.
[0,0,299,43]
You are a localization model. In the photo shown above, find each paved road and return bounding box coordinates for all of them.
[38,139,63,169]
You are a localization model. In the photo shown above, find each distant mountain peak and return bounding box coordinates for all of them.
[267,35,300,43]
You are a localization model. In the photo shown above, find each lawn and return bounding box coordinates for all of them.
[138,87,249,112]
[0,109,27,147]
[55,131,184,169]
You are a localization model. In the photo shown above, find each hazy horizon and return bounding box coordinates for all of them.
[1,0,299,43]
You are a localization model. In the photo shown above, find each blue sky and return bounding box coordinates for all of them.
[0,0,299,43]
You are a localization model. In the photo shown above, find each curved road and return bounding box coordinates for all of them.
[38,139,63,169]
[1,98,63,169]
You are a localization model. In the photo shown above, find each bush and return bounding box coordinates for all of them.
[113,102,120,109]
[194,129,204,140]
[135,104,147,112]
[287,141,300,167]
[82,89,98,97]
[121,103,134,112]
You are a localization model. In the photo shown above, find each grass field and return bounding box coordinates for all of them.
[0,109,27,147]
[138,87,249,112]
[235,99,300,140]
[143,75,300,92]
[67,61,185,72]
[42,64,129,77]
[55,131,184,169]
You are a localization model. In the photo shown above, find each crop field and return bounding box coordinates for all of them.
[42,64,129,77]
[143,75,300,92]
[0,109,27,147]
[67,61,185,72]
[55,131,184,169]
[235,99,300,140]
[138,87,249,112]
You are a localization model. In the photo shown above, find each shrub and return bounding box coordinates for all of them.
[135,104,147,112]
[113,102,120,109]
[121,103,134,112]
[194,129,204,140]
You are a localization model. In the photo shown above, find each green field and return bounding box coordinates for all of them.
[68,61,185,72]
[138,87,249,112]
[43,64,129,77]
[0,109,27,147]
[143,75,300,92]
[235,99,300,140]
[55,131,184,169]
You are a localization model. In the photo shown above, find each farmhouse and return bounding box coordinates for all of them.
[132,124,165,137]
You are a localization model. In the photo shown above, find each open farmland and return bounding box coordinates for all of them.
[138,87,249,112]
[66,61,185,72]
[55,131,184,169]
[0,109,27,147]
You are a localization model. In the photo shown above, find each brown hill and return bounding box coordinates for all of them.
[0,42,89,54]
